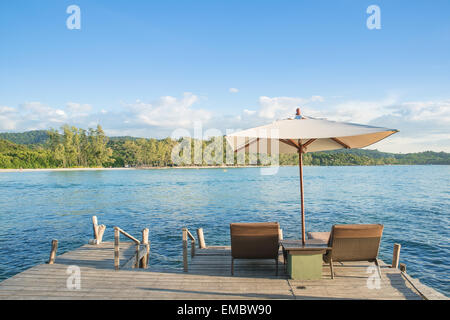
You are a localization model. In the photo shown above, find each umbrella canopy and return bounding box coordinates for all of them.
[225,109,398,244]
[226,115,398,154]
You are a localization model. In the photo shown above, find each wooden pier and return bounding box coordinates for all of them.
[0,240,447,300]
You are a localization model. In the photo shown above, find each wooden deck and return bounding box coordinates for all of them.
[0,242,447,300]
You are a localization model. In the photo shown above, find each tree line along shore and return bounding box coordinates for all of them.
[0,125,449,169]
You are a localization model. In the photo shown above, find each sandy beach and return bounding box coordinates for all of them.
[0,165,273,173]
[0,167,134,173]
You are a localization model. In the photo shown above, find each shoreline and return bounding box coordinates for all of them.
[0,165,268,172]
[0,163,445,172]
[0,167,133,172]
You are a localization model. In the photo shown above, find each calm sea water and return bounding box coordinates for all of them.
[0,166,448,295]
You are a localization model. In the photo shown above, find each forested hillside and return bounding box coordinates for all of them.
[0,126,448,169]
[0,130,49,145]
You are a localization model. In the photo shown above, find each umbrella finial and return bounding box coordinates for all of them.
[295,108,302,119]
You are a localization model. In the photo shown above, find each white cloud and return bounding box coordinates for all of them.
[229,88,239,93]
[0,106,17,130]
[66,102,92,114]
[220,95,450,153]
[257,95,326,119]
[310,95,324,102]
[390,100,450,123]
[365,100,450,153]
[258,96,304,119]
[0,94,449,153]
[373,133,450,153]
[0,106,15,114]
[124,92,212,129]
[19,102,68,127]
[326,95,398,123]
[243,109,256,115]
[0,108,16,130]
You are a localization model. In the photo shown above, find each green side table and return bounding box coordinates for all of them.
[281,240,330,280]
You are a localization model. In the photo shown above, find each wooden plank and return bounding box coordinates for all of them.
[0,241,446,300]
[400,271,448,300]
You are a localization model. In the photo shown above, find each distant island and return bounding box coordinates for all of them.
[0,125,449,169]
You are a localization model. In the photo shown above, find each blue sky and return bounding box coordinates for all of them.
[0,0,449,152]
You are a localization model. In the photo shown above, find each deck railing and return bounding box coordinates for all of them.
[114,227,150,270]
[181,227,283,272]
[182,227,206,272]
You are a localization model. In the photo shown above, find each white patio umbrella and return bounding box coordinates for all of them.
[225,109,398,245]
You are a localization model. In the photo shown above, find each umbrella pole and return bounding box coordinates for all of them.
[298,148,305,245]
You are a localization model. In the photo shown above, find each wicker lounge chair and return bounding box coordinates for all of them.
[309,224,384,279]
[230,222,281,276]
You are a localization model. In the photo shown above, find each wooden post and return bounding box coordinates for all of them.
[92,216,99,240]
[191,236,195,258]
[298,145,306,245]
[186,230,196,258]
[97,225,106,244]
[182,228,188,272]
[392,243,401,268]
[91,216,106,244]
[197,228,206,249]
[400,263,407,273]
[141,228,149,269]
[114,227,120,270]
[134,243,140,268]
[48,239,58,264]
